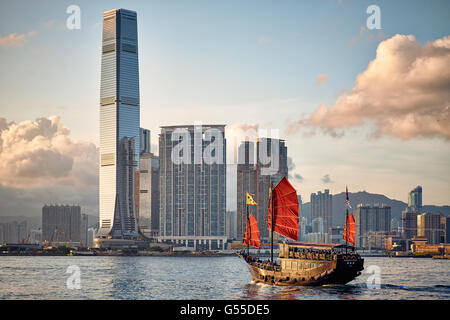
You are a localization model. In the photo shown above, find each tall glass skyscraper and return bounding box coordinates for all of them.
[408,185,422,213]
[98,9,140,238]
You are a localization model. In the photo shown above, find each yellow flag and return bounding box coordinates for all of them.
[246,192,258,205]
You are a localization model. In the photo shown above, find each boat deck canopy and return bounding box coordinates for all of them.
[285,241,354,250]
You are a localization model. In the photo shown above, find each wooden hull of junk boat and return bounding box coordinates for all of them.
[238,254,364,286]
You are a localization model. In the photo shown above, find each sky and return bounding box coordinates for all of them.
[0,0,449,216]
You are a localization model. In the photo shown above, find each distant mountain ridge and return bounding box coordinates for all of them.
[300,191,450,227]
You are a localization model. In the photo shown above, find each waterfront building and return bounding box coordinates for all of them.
[256,138,288,242]
[305,232,328,243]
[298,195,303,241]
[140,128,151,153]
[0,221,28,244]
[9,221,19,243]
[80,214,88,246]
[354,204,391,248]
[363,231,399,250]
[29,229,42,244]
[226,210,236,240]
[328,226,344,244]
[235,138,288,242]
[138,136,160,238]
[390,217,400,233]
[87,228,96,247]
[385,235,408,252]
[310,189,332,242]
[299,217,307,242]
[445,216,450,244]
[98,9,140,239]
[417,212,445,244]
[158,125,226,250]
[42,205,81,244]
[402,209,418,240]
[411,236,450,256]
[150,154,160,236]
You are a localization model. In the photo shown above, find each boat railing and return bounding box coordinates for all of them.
[287,250,337,261]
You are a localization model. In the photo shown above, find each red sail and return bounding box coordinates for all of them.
[267,177,299,241]
[343,213,356,246]
[243,214,261,248]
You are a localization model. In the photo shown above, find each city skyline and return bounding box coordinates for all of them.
[1,2,450,305]
[0,1,449,220]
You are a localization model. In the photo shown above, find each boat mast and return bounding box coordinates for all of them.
[270,181,274,263]
[346,186,349,254]
[246,204,250,256]
[346,207,348,254]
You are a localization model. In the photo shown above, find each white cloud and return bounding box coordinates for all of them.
[0,116,99,216]
[315,73,329,85]
[0,116,98,189]
[258,36,272,45]
[0,31,37,47]
[288,34,450,140]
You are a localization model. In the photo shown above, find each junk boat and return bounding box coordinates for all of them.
[238,178,364,286]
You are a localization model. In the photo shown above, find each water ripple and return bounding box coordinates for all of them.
[0,256,448,300]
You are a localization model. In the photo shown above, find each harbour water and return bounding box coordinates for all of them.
[0,256,449,300]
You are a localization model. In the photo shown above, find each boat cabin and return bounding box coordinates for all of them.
[279,241,356,260]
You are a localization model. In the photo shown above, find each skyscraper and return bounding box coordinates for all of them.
[42,205,81,244]
[159,125,227,250]
[417,212,445,244]
[408,186,422,213]
[138,129,160,238]
[354,204,391,248]
[256,138,288,241]
[235,138,288,242]
[402,209,418,240]
[310,189,332,239]
[80,214,88,246]
[98,9,140,239]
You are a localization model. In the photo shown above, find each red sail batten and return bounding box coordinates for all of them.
[343,213,356,246]
[243,214,261,248]
[267,177,299,241]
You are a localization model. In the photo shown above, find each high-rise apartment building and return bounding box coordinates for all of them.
[445,216,450,244]
[158,125,227,250]
[140,128,151,154]
[98,9,140,239]
[0,221,28,244]
[354,204,391,248]
[402,209,418,240]
[138,129,160,238]
[298,195,303,241]
[80,214,88,246]
[256,138,288,241]
[226,211,236,240]
[417,212,445,244]
[42,205,81,244]
[87,228,96,247]
[236,138,288,242]
[310,189,332,239]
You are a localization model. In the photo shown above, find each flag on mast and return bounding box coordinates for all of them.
[246,192,258,205]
